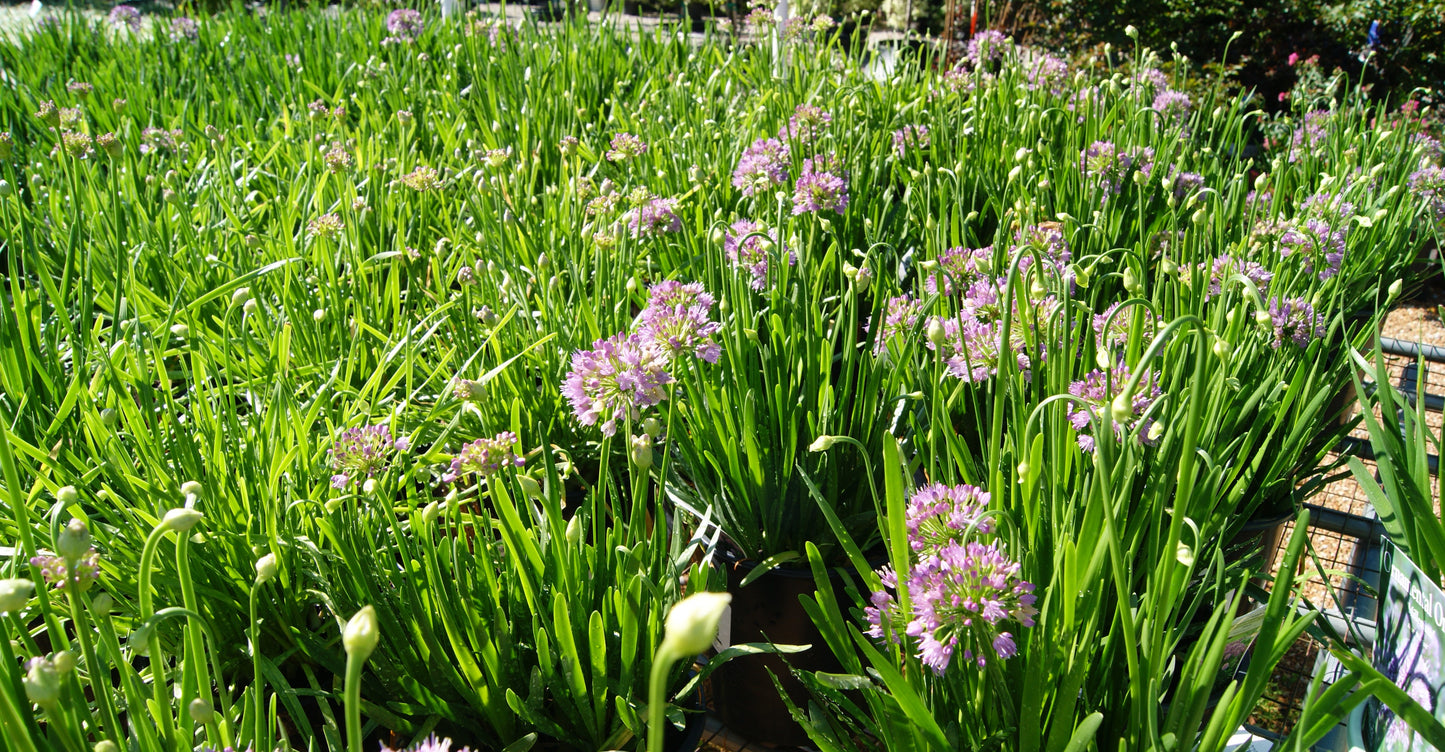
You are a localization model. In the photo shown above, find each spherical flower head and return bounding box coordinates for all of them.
[925,245,992,296]
[139,127,183,156]
[1065,364,1162,452]
[1201,255,1273,300]
[108,5,142,32]
[941,318,1034,383]
[606,132,647,162]
[636,281,722,363]
[1152,89,1192,123]
[1268,296,1325,349]
[1132,67,1169,93]
[1411,166,1445,224]
[906,483,993,552]
[778,104,833,144]
[723,220,793,290]
[482,148,511,168]
[1289,110,1331,162]
[0,579,35,614]
[1024,52,1069,95]
[1092,302,1157,350]
[870,295,923,355]
[169,16,199,41]
[382,735,473,752]
[1277,218,1346,280]
[29,550,101,592]
[562,332,673,437]
[1013,222,1071,281]
[624,197,682,238]
[892,124,930,157]
[443,432,524,484]
[307,213,345,240]
[1080,141,1135,196]
[96,132,122,157]
[1169,170,1206,201]
[58,131,94,159]
[67,81,94,98]
[386,9,425,40]
[800,151,847,179]
[964,30,1011,69]
[904,540,1037,672]
[731,138,790,197]
[792,170,848,215]
[323,143,353,172]
[35,101,61,128]
[329,424,400,489]
[400,165,441,192]
[742,6,774,32]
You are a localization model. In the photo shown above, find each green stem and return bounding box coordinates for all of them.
[249,584,267,751]
[344,651,365,752]
[646,650,675,752]
[137,523,177,748]
[68,589,120,744]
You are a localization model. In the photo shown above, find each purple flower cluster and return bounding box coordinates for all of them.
[624,197,682,238]
[382,735,472,752]
[1152,90,1192,125]
[1092,302,1157,350]
[1168,170,1206,201]
[139,127,184,156]
[928,316,1035,383]
[169,16,199,41]
[330,424,406,489]
[108,5,142,32]
[1288,110,1331,162]
[924,245,992,297]
[778,104,833,145]
[792,170,848,215]
[892,124,931,157]
[386,9,425,40]
[606,132,648,162]
[732,138,790,197]
[865,482,1037,674]
[723,220,794,290]
[1268,296,1324,348]
[871,295,924,354]
[1412,165,1445,223]
[1013,222,1072,282]
[443,432,523,483]
[1066,364,1162,452]
[1278,219,1346,280]
[964,30,1011,69]
[30,550,101,591]
[1080,141,1143,196]
[1132,68,1169,93]
[635,281,722,363]
[562,332,674,436]
[1024,52,1069,95]
[906,483,994,551]
[1193,255,1274,301]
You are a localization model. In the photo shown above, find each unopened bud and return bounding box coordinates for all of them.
[1111,393,1134,424]
[1213,339,1231,361]
[643,417,664,438]
[809,435,839,452]
[629,435,653,470]
[255,553,277,584]
[230,287,251,307]
[57,518,92,563]
[0,579,35,614]
[180,480,202,499]
[565,515,583,545]
[342,605,380,661]
[189,699,215,724]
[162,508,204,533]
[57,485,79,505]
[659,592,731,661]
[23,657,61,705]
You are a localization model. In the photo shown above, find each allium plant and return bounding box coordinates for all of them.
[732,138,790,197]
[562,332,673,437]
[635,281,722,363]
[1065,365,1163,452]
[330,424,405,489]
[442,432,524,483]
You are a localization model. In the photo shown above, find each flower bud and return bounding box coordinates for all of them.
[1111,393,1134,424]
[230,287,251,307]
[629,435,653,470]
[0,180,11,197]
[659,592,731,661]
[1095,347,1112,371]
[57,518,92,563]
[255,553,277,584]
[52,651,76,675]
[90,593,113,615]
[1254,310,1272,327]
[243,299,259,316]
[189,698,215,724]
[181,480,202,499]
[421,501,441,525]
[23,657,61,705]
[809,435,839,452]
[101,407,119,428]
[1389,279,1403,300]
[343,605,380,661]
[57,485,79,505]
[362,478,378,495]
[1148,422,1164,442]
[96,742,119,752]
[1213,339,1231,361]
[565,515,583,545]
[0,579,35,614]
[643,417,664,438]
[170,323,189,338]
[162,508,204,533]
[926,318,946,347]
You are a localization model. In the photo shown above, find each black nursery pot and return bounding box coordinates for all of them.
[708,558,847,747]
